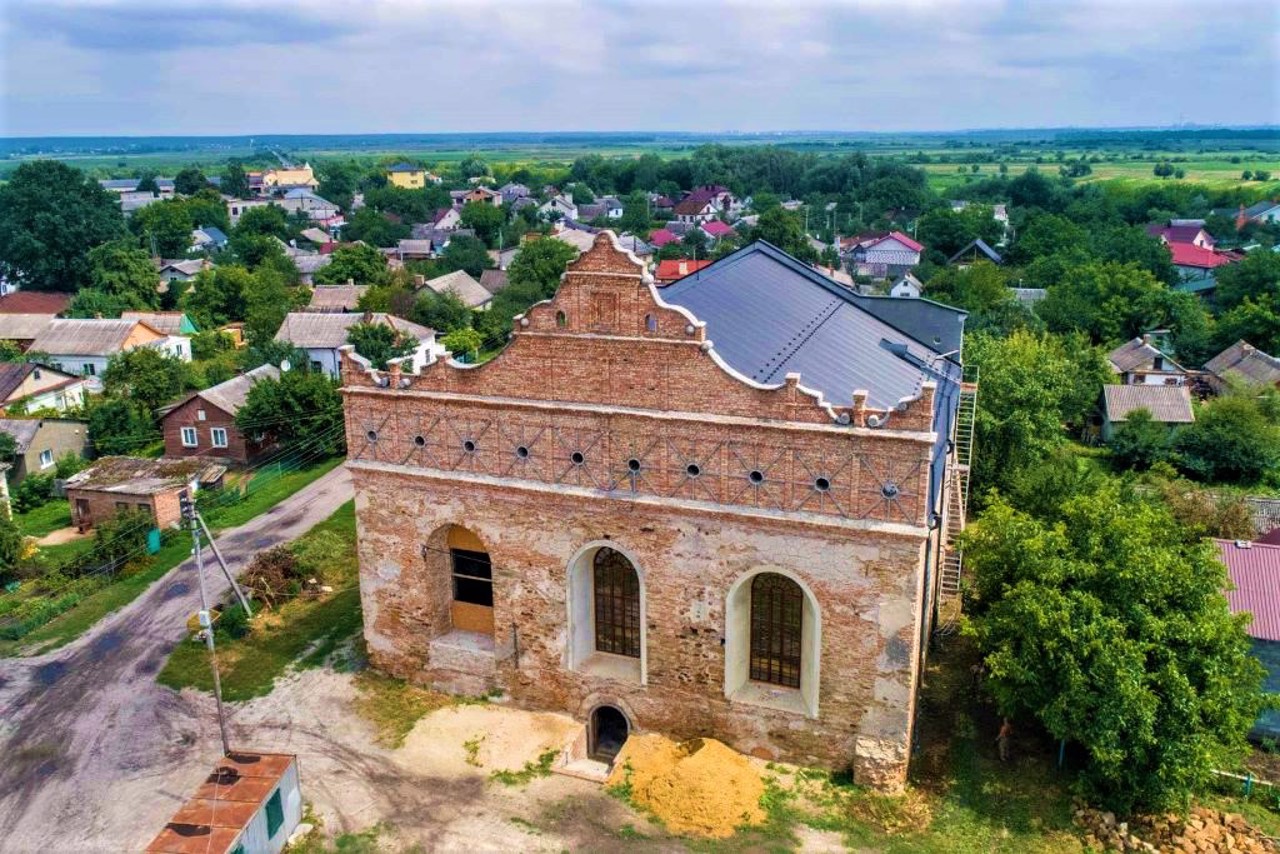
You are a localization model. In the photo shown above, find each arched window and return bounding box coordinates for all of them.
[749,574,803,688]
[594,547,640,658]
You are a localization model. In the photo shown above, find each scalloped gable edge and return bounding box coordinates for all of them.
[339,230,937,428]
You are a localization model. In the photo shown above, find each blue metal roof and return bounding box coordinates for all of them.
[661,241,960,411]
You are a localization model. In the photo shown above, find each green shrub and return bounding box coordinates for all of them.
[11,474,55,513]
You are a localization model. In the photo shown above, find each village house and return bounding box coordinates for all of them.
[889,273,924,299]
[0,418,88,484]
[28,318,192,389]
[429,207,462,231]
[1216,538,1280,738]
[294,254,332,286]
[160,365,281,464]
[540,195,579,221]
[422,270,492,310]
[0,362,89,414]
[1147,219,1216,249]
[463,187,502,207]
[654,258,712,285]
[700,220,736,243]
[0,314,58,352]
[227,197,273,226]
[341,233,972,789]
[672,197,717,225]
[1205,340,1280,390]
[121,312,199,337]
[1101,384,1195,441]
[499,183,531,204]
[648,228,680,249]
[947,239,1003,267]
[190,225,228,253]
[387,162,427,189]
[1107,334,1189,385]
[844,232,924,280]
[261,163,319,193]
[274,312,441,378]
[65,456,225,531]
[307,283,369,313]
[478,269,509,298]
[158,259,209,285]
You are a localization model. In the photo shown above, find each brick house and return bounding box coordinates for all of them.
[65,457,225,531]
[160,365,280,464]
[342,233,972,788]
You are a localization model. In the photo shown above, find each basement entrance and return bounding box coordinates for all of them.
[589,705,629,763]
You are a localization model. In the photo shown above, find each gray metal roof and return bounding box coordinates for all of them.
[196,364,280,415]
[1206,340,1280,387]
[0,314,55,341]
[661,241,959,410]
[0,418,40,451]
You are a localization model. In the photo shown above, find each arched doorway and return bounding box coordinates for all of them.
[446,526,493,635]
[589,705,629,763]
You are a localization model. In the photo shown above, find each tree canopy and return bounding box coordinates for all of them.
[346,321,417,369]
[236,369,345,454]
[313,243,389,286]
[0,161,125,292]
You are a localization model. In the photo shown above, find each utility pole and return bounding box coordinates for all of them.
[184,492,231,756]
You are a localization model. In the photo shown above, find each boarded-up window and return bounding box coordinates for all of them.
[593,547,640,658]
[749,574,803,688]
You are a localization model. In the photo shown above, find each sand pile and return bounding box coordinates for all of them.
[606,733,766,839]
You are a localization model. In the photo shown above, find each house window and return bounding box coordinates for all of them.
[115,501,129,512]
[38,449,54,469]
[197,409,206,421]
[593,547,641,658]
[32,369,41,380]
[265,789,284,838]
[83,363,95,377]
[181,426,198,447]
[211,428,228,448]
[749,574,803,688]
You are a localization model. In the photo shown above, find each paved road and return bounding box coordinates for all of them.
[0,466,353,852]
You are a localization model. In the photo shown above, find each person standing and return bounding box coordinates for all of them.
[997,718,1014,762]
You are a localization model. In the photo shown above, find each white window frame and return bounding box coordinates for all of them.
[180,426,198,448]
[210,427,228,449]
[196,409,207,421]
[38,449,54,469]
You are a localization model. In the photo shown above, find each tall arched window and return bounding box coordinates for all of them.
[594,547,640,658]
[749,573,803,688]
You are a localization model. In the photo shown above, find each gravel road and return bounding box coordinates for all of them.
[0,466,353,852]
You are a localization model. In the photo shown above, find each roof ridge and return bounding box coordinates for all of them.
[758,298,845,385]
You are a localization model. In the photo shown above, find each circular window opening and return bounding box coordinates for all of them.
[413,435,426,447]
[686,463,702,478]
[515,445,530,459]
[366,430,378,442]
[571,451,585,466]
[814,476,831,492]
[881,482,900,499]
[627,458,642,473]
[748,469,765,485]
[462,439,477,454]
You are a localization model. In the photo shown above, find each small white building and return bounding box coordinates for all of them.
[145,752,302,854]
[889,272,923,299]
[539,195,578,221]
[274,311,442,378]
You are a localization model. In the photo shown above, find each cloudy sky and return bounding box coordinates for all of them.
[1,0,1276,137]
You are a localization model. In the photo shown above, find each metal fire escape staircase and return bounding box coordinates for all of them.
[940,365,978,599]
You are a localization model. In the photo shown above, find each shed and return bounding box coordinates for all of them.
[1100,384,1195,440]
[64,456,225,530]
[145,752,302,854]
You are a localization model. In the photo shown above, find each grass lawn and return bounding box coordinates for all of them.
[0,456,344,657]
[14,502,72,538]
[203,457,342,530]
[157,501,360,701]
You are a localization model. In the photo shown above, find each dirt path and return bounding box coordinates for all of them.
[0,466,353,852]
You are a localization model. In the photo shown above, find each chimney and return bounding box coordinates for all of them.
[1141,333,1151,345]
[347,278,355,286]
[678,261,688,275]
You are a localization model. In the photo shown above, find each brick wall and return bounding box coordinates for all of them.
[343,232,948,789]
[162,396,274,465]
[66,485,183,530]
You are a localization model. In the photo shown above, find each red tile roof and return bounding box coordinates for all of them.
[701,221,735,239]
[0,292,71,315]
[655,259,712,282]
[649,228,679,248]
[872,231,924,253]
[1169,242,1236,269]
[1217,539,1280,642]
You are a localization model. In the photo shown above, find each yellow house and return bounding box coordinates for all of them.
[386,162,426,189]
[263,163,319,190]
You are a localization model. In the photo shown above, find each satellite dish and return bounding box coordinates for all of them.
[280,359,292,373]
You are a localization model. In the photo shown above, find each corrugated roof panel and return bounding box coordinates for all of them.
[1218,540,1280,642]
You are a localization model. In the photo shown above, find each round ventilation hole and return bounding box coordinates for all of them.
[462,439,477,453]
[748,469,765,485]
[814,476,831,492]
[686,463,702,478]
[515,445,530,459]
[366,430,378,442]
[413,435,426,447]
[571,451,585,466]
[881,482,900,499]
[627,458,642,473]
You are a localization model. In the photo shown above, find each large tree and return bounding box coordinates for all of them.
[236,369,345,454]
[132,198,195,257]
[102,348,192,414]
[183,264,253,328]
[965,477,1264,813]
[1175,394,1280,484]
[173,167,210,196]
[313,243,389,286]
[222,163,250,199]
[0,161,125,292]
[86,397,159,456]
[438,235,492,279]
[1214,250,1280,313]
[346,322,417,369]
[459,201,506,247]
